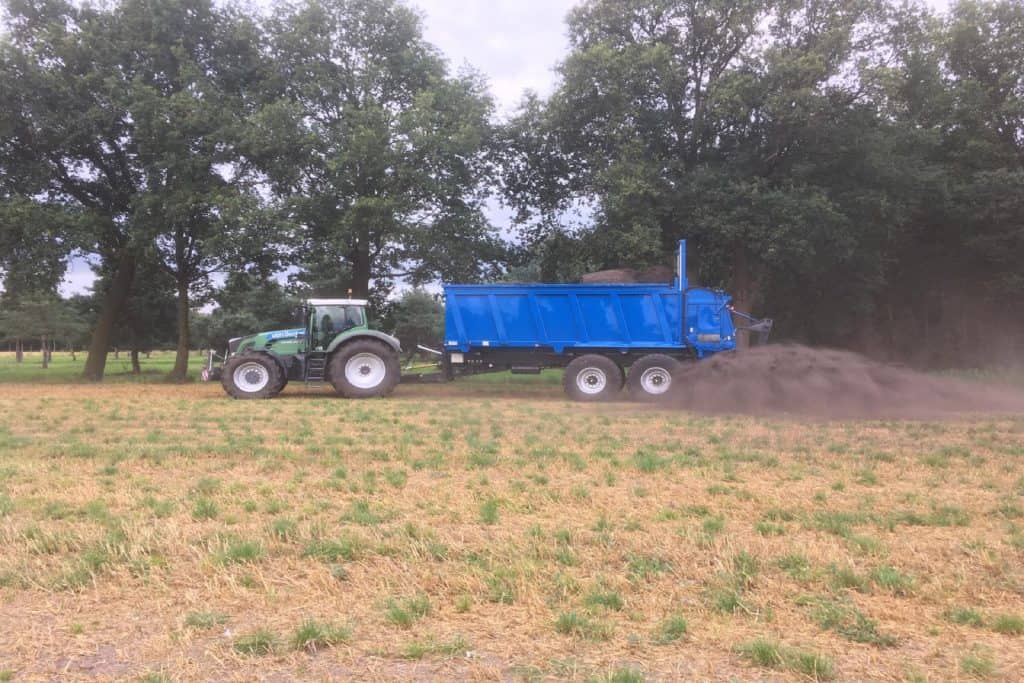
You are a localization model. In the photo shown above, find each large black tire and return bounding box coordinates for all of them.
[221,354,284,400]
[328,339,400,399]
[627,354,681,401]
[563,354,624,402]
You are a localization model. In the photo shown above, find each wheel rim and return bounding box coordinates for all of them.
[575,367,607,395]
[233,361,269,393]
[639,366,672,395]
[345,352,387,389]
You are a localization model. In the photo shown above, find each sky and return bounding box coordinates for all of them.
[415,0,578,116]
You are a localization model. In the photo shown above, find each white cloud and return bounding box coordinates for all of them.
[59,256,98,298]
[414,0,579,116]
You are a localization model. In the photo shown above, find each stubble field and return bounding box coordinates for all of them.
[0,353,1023,681]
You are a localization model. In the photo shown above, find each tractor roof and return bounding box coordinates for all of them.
[307,298,368,306]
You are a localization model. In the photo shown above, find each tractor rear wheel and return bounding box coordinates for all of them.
[627,354,680,401]
[328,340,400,398]
[563,354,624,401]
[221,354,284,400]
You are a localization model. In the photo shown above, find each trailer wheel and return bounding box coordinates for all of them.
[221,354,284,400]
[328,339,400,399]
[563,354,623,401]
[628,354,680,401]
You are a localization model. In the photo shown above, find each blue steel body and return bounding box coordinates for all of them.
[443,241,737,359]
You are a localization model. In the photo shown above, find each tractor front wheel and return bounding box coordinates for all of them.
[221,354,284,400]
[328,340,400,399]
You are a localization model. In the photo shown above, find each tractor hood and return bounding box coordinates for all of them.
[229,328,306,355]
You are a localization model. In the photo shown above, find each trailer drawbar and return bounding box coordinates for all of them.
[204,240,772,401]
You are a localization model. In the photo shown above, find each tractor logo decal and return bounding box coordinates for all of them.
[265,328,306,341]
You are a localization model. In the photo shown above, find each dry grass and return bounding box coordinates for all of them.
[0,379,1022,681]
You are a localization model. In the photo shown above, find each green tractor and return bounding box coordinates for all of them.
[203,298,401,399]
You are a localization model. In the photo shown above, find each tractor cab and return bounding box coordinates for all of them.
[305,298,369,350]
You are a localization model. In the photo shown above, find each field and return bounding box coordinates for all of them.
[1,353,1023,681]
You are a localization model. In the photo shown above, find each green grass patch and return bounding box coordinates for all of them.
[554,611,612,641]
[991,614,1024,635]
[806,597,896,647]
[386,594,431,629]
[233,628,277,655]
[945,607,984,627]
[652,613,687,644]
[736,638,835,680]
[291,619,351,652]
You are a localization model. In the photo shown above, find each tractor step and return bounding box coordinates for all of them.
[305,351,328,389]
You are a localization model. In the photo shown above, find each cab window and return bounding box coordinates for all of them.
[312,306,364,346]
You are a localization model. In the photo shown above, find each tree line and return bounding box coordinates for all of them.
[1,0,1021,377]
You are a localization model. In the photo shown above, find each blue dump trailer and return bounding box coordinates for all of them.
[434,240,772,401]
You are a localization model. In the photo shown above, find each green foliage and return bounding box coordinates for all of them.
[390,290,444,353]
[255,0,504,300]
[0,0,272,380]
[500,0,1024,362]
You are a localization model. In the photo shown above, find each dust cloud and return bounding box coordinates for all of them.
[669,344,1024,419]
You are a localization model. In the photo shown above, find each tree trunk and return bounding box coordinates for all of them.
[129,327,141,376]
[731,244,757,351]
[349,239,371,299]
[84,250,137,381]
[41,335,48,369]
[167,275,190,382]
[15,339,23,363]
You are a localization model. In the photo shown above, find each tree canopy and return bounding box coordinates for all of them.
[2,0,1022,370]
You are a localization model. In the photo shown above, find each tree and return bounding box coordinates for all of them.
[96,255,179,373]
[501,0,978,355]
[390,288,443,356]
[192,271,299,352]
[0,293,83,367]
[250,0,505,305]
[0,199,70,300]
[0,0,268,381]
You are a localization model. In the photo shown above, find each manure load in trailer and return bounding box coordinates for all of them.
[204,240,771,401]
